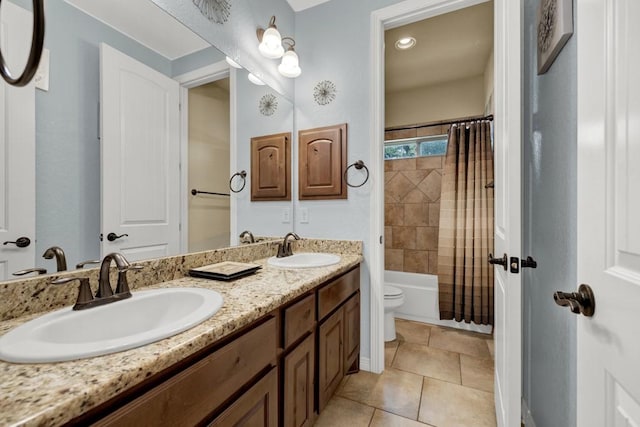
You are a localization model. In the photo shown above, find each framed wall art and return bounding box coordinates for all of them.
[537,0,573,74]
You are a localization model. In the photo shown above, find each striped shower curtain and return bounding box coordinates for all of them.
[437,121,494,325]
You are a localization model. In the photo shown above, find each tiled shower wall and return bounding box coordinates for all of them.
[384,156,443,274]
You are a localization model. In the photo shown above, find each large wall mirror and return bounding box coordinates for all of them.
[0,0,294,281]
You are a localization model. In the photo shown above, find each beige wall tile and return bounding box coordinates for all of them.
[402,189,428,203]
[404,204,429,226]
[387,172,414,201]
[385,170,398,183]
[337,368,424,420]
[392,158,417,171]
[428,251,439,275]
[416,227,438,251]
[416,156,443,170]
[386,128,417,140]
[385,160,394,172]
[385,204,404,226]
[416,125,444,137]
[428,202,440,226]
[385,227,393,249]
[314,396,375,427]
[402,170,429,185]
[418,378,496,427]
[392,342,461,384]
[418,170,442,202]
[404,250,428,273]
[385,249,404,271]
[393,226,417,249]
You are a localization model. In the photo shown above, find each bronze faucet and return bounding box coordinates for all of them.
[276,232,300,258]
[239,230,255,244]
[50,253,142,310]
[43,246,67,272]
[12,268,47,276]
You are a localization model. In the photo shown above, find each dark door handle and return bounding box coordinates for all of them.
[3,237,31,248]
[553,284,595,317]
[521,256,537,268]
[107,233,128,242]
[488,253,508,270]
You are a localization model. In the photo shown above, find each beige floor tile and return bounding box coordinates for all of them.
[486,339,495,359]
[392,342,461,384]
[418,378,497,427]
[460,354,494,392]
[395,319,431,345]
[337,367,424,420]
[370,409,434,427]
[429,326,492,359]
[385,340,399,367]
[313,396,374,427]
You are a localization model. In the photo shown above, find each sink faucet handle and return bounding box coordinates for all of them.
[12,267,47,276]
[76,259,101,269]
[51,277,94,310]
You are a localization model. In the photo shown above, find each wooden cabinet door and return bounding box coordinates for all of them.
[317,307,344,412]
[208,368,278,427]
[251,132,291,201]
[283,333,315,427]
[298,123,347,200]
[343,292,360,374]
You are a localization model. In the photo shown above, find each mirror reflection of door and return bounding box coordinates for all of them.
[187,79,230,252]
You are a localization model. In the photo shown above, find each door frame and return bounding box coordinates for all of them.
[369,4,522,424]
[174,61,235,252]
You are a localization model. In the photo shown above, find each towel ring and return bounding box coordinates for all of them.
[344,160,369,188]
[229,170,247,193]
[0,0,46,87]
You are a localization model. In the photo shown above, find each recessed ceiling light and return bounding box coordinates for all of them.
[395,36,416,50]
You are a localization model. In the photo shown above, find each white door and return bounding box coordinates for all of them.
[0,2,36,279]
[576,0,640,425]
[100,43,180,262]
[493,0,522,426]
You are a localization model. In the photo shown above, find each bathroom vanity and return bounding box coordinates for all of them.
[0,239,362,427]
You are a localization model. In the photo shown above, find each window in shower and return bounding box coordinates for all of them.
[384,134,448,160]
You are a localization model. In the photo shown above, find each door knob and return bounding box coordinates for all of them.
[553,284,595,317]
[2,237,31,248]
[107,233,128,242]
[488,253,508,270]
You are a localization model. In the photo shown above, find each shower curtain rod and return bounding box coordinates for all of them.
[385,114,494,132]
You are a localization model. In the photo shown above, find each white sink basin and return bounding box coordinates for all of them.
[0,287,223,363]
[267,252,341,269]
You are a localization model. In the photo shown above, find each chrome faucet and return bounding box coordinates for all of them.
[43,246,67,272]
[239,230,255,244]
[276,232,300,258]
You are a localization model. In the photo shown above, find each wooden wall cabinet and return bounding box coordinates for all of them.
[251,132,291,201]
[298,123,347,200]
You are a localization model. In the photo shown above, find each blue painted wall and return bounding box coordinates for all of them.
[522,0,577,425]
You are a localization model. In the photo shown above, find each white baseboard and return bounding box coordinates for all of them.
[359,356,371,372]
[522,398,537,427]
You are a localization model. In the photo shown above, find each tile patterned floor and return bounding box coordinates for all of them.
[314,319,496,427]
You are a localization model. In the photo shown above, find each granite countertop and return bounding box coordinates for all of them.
[0,254,362,427]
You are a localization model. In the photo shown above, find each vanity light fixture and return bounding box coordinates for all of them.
[257,16,284,59]
[225,56,242,69]
[395,36,417,50]
[247,73,265,85]
[277,38,301,78]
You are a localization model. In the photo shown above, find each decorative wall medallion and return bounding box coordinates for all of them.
[259,94,278,116]
[192,0,231,24]
[313,80,337,105]
[536,0,573,74]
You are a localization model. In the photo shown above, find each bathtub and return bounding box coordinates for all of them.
[384,270,492,335]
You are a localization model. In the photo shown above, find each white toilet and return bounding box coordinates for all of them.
[384,285,405,342]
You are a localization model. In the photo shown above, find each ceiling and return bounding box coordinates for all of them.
[385,1,494,94]
[65,0,210,60]
[285,0,331,12]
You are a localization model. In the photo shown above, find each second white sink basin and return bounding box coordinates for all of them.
[0,287,223,363]
[268,252,341,269]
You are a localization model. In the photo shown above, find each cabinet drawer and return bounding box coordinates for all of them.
[208,367,278,427]
[283,294,316,348]
[317,267,359,320]
[94,317,277,427]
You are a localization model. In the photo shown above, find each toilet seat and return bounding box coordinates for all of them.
[384,285,403,298]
